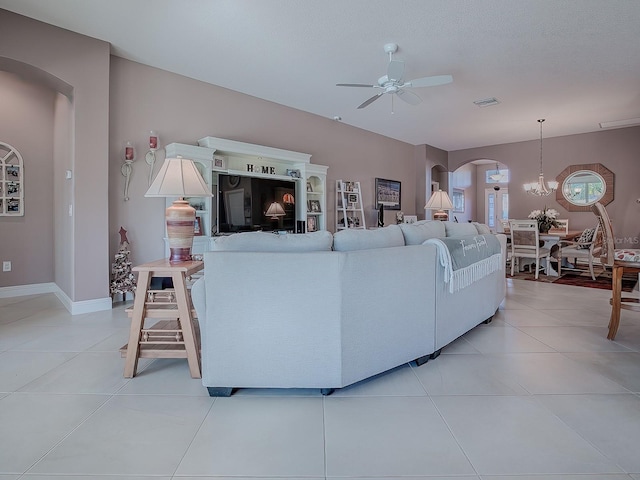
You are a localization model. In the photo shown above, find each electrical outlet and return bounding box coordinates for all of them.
[2,261,11,272]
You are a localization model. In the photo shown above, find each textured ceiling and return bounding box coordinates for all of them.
[2,0,640,151]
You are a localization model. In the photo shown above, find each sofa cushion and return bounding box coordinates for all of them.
[444,221,478,237]
[473,222,492,235]
[333,224,405,251]
[211,230,333,252]
[399,220,446,245]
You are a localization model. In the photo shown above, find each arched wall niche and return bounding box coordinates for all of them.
[0,56,73,99]
[0,56,75,299]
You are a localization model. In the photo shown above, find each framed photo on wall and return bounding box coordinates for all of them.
[375,178,401,210]
[452,188,465,213]
[213,155,226,169]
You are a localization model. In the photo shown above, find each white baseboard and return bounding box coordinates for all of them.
[0,282,59,298]
[0,282,112,315]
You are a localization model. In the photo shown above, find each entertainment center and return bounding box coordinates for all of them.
[164,137,328,254]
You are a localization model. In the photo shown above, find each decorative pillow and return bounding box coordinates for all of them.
[399,220,446,245]
[211,230,333,252]
[615,249,640,262]
[333,224,405,251]
[472,222,492,235]
[576,227,595,249]
[443,221,478,237]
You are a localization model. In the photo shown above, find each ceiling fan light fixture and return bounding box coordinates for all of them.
[336,43,453,110]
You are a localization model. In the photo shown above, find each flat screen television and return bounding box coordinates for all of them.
[218,174,296,233]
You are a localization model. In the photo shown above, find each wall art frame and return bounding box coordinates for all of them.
[375,177,401,210]
[0,141,24,216]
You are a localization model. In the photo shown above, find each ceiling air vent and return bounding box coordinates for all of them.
[473,97,500,108]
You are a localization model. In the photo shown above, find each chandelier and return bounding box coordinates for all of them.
[524,119,558,196]
[489,162,504,182]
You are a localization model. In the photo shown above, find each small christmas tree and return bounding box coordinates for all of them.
[110,227,136,301]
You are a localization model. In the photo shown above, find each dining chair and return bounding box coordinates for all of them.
[591,202,640,340]
[557,224,602,280]
[549,218,569,235]
[498,218,511,234]
[509,220,551,280]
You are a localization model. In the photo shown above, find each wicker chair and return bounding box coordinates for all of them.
[591,202,640,340]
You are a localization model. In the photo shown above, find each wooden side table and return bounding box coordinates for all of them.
[122,259,203,378]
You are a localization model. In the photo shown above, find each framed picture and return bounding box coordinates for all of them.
[306,181,313,192]
[375,178,401,210]
[307,215,317,232]
[194,216,204,236]
[452,188,465,213]
[213,155,226,169]
[347,193,358,204]
[308,199,321,213]
[403,215,418,224]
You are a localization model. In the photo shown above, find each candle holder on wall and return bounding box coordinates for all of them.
[121,141,135,201]
[145,130,160,186]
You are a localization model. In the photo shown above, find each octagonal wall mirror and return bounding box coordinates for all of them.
[555,163,614,211]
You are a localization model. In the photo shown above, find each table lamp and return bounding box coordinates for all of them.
[145,156,212,262]
[265,201,286,219]
[425,189,453,220]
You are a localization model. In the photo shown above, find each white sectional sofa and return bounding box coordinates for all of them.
[191,221,507,396]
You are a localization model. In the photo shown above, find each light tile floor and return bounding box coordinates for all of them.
[1,278,640,479]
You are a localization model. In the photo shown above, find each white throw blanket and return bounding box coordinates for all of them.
[425,235,503,293]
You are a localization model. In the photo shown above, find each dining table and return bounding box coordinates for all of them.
[539,229,583,276]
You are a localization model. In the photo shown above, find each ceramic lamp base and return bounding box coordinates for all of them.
[166,199,196,262]
[433,210,449,221]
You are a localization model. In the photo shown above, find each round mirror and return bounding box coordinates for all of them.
[561,170,606,206]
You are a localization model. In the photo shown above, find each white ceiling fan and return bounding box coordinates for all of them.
[337,43,453,110]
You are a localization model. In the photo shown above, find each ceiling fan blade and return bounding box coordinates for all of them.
[405,74,453,88]
[387,60,404,82]
[336,83,376,88]
[357,93,384,109]
[396,89,422,105]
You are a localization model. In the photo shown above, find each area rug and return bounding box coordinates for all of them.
[511,270,637,292]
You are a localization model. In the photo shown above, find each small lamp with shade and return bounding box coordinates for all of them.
[425,189,453,220]
[145,156,212,263]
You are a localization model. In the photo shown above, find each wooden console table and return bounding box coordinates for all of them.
[122,259,203,378]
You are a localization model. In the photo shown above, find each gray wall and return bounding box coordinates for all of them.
[1,9,110,301]
[0,71,55,286]
[450,127,640,248]
[3,8,640,300]
[109,57,418,265]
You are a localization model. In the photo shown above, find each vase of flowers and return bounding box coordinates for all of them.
[528,207,560,233]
